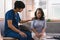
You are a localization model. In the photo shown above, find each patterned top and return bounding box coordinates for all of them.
[31,20,46,33]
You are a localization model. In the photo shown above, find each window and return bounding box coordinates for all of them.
[0,0,13,18]
[0,0,4,18]
[47,0,60,20]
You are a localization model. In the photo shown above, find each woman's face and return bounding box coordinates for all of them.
[36,10,42,19]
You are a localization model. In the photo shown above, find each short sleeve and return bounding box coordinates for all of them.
[43,20,47,28]
[17,13,21,22]
[19,16,21,22]
[31,21,34,29]
[6,12,13,20]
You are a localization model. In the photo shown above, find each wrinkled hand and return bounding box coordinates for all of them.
[19,31,27,37]
[35,32,40,38]
[39,33,44,37]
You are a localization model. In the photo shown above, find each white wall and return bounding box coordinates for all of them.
[0,0,13,18]
[34,0,60,20]
[47,0,60,20]
[0,0,4,18]
[34,0,40,9]
[5,0,12,13]
[0,0,60,20]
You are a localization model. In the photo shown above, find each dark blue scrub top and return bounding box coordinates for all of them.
[4,9,21,35]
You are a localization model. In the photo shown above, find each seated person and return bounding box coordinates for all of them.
[4,1,32,40]
[31,8,46,40]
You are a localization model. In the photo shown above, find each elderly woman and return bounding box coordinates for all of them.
[31,8,46,40]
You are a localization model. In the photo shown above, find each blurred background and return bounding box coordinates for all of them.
[0,0,60,40]
[0,0,60,20]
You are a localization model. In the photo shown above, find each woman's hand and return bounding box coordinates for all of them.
[19,31,27,37]
[39,32,44,37]
[35,32,40,38]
